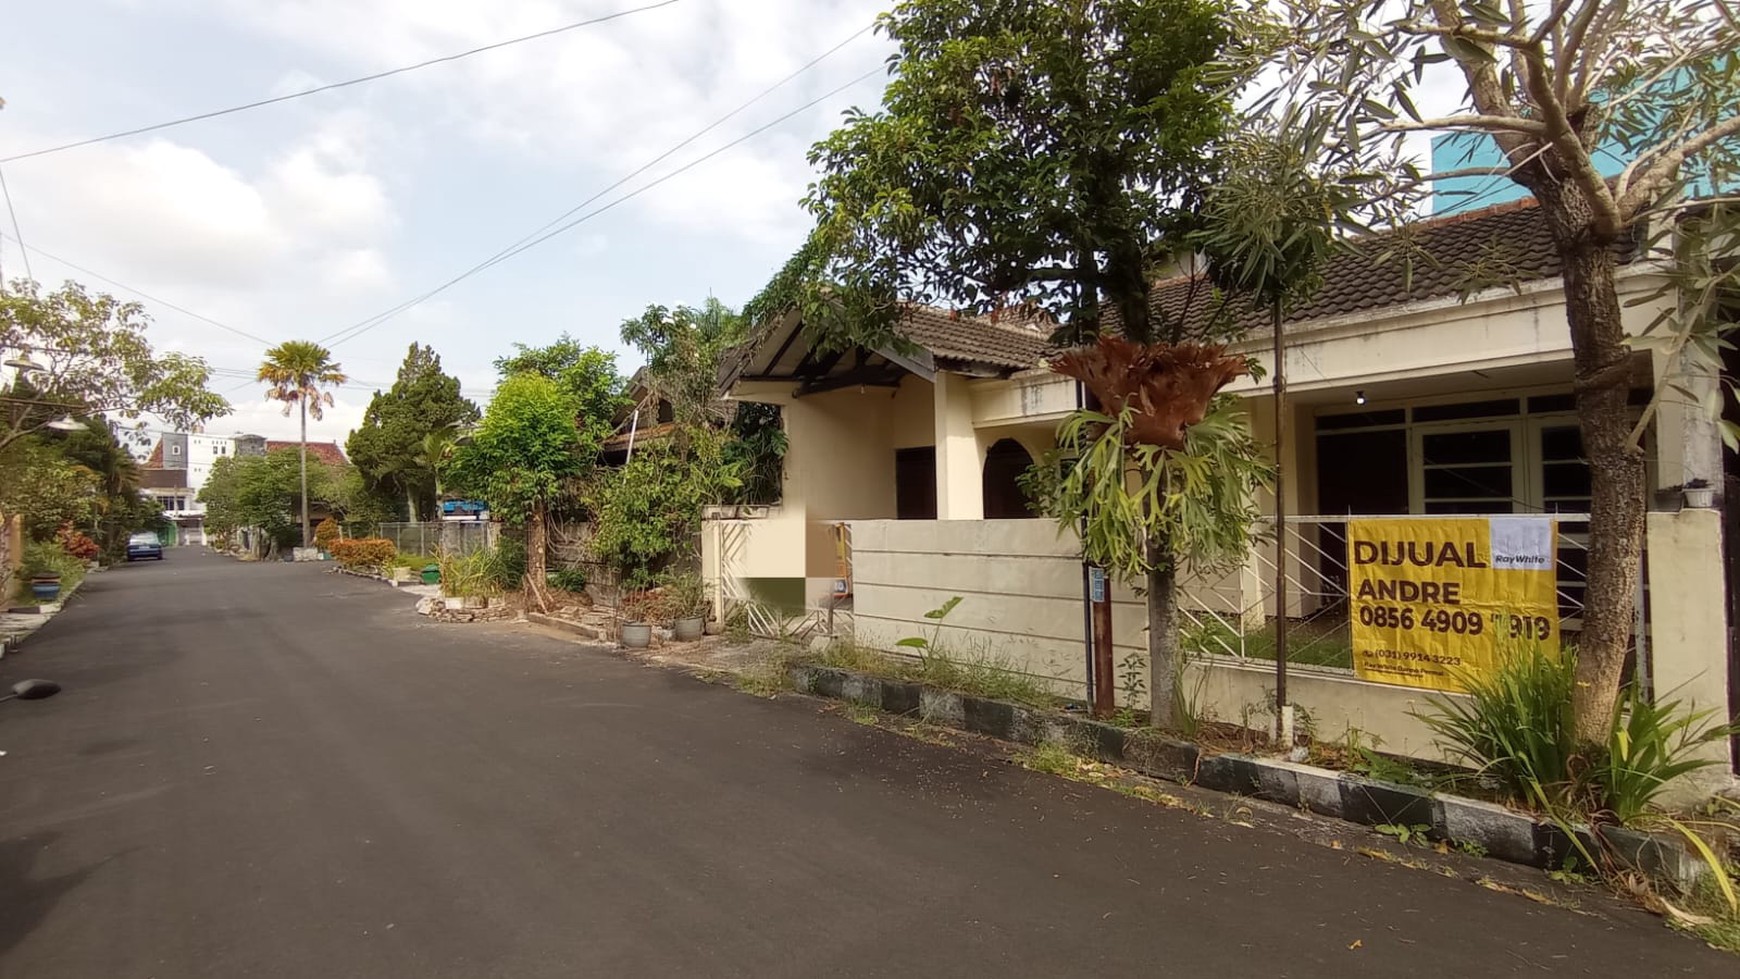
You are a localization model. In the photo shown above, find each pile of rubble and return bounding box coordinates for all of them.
[414,596,518,624]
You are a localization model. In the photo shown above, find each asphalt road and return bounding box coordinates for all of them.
[0,549,1724,977]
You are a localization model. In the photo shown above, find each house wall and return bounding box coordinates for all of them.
[849,510,1732,764]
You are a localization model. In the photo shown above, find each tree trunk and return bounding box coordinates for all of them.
[1536,187,1648,745]
[298,401,311,549]
[1147,537,1180,730]
[525,499,553,613]
[407,486,419,523]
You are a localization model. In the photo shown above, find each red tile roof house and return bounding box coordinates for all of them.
[265,440,349,467]
[704,201,1736,779]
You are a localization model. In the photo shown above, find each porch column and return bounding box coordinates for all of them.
[1651,344,1722,495]
[933,372,984,520]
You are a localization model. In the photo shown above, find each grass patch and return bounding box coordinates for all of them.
[1186,616,1352,669]
[810,638,1059,710]
[1023,742,1085,777]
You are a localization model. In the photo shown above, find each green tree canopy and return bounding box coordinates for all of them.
[0,280,229,453]
[619,299,744,424]
[447,372,596,610]
[792,0,1238,347]
[346,343,479,519]
[200,448,373,553]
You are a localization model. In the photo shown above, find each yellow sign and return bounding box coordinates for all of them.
[1347,517,1560,692]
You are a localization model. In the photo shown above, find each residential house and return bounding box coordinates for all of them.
[705,199,1736,771]
[139,430,257,545]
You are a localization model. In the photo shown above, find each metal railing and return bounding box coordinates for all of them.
[1180,514,1606,676]
[370,521,498,558]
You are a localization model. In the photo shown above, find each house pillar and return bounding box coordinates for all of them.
[1650,345,1722,496]
[1644,509,1731,773]
[933,372,984,520]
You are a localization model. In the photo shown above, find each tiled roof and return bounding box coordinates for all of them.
[144,441,164,468]
[1143,199,1643,338]
[897,305,1053,370]
[266,440,348,466]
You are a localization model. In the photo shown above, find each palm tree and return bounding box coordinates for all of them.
[258,341,346,548]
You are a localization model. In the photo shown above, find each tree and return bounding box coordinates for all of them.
[797,0,1237,347]
[199,448,369,556]
[346,344,479,520]
[257,341,346,549]
[48,419,161,560]
[445,374,587,612]
[0,440,99,541]
[494,335,626,445]
[794,0,1249,721]
[0,280,228,453]
[1231,0,1740,743]
[619,299,745,425]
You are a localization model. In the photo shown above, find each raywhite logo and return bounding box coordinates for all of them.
[1488,517,1555,572]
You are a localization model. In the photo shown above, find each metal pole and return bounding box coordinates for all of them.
[1272,302,1292,745]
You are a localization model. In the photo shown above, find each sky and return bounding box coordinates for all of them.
[0,0,896,445]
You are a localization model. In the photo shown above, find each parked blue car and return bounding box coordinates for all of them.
[126,531,164,561]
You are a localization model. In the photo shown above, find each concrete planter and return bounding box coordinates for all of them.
[619,622,652,649]
[672,617,704,642]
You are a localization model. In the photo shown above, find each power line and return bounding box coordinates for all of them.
[0,232,271,344]
[324,61,887,348]
[0,1,686,165]
[318,25,875,347]
[0,166,32,282]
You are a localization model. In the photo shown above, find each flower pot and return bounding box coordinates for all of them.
[421,565,441,586]
[1683,486,1714,509]
[619,622,653,649]
[673,616,704,642]
[29,577,60,603]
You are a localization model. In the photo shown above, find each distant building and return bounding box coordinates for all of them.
[136,431,265,545]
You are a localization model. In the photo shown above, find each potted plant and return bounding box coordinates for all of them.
[1683,477,1714,509]
[618,591,655,649]
[29,571,61,603]
[660,571,708,642]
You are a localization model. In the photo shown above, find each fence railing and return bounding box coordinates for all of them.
[1180,514,1607,677]
[369,521,498,558]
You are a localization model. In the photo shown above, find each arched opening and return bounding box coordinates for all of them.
[982,438,1039,518]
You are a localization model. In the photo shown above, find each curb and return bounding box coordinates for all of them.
[787,664,1707,887]
[524,612,602,641]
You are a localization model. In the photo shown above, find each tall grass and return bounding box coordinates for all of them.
[1416,642,1578,809]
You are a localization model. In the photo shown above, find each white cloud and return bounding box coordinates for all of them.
[197,0,893,236]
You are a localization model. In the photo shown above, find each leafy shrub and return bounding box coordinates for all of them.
[1585,683,1736,823]
[547,566,589,594]
[313,517,341,550]
[21,541,86,593]
[1416,642,1578,809]
[1417,643,1735,822]
[56,524,100,562]
[654,570,706,620]
[438,544,524,598]
[331,538,396,573]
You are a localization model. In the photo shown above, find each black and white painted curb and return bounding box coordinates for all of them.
[789,664,1708,887]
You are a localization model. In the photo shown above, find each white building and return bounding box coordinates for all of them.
[140,430,264,544]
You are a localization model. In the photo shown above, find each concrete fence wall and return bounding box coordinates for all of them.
[849,511,1735,767]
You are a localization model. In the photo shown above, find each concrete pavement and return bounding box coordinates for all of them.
[0,549,1724,977]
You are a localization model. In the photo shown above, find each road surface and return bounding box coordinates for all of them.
[0,550,1723,977]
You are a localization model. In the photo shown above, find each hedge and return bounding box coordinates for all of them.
[331,538,396,573]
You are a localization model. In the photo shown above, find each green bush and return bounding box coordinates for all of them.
[1586,683,1735,823]
[439,542,525,598]
[547,567,589,593]
[1416,642,1578,809]
[21,541,87,594]
[1416,644,1735,823]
